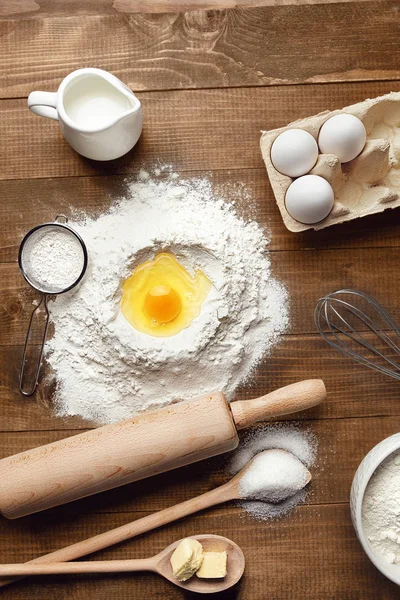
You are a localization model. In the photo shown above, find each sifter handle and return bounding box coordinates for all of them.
[230,379,326,430]
[19,295,50,397]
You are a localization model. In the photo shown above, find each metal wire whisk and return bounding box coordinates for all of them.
[315,289,400,381]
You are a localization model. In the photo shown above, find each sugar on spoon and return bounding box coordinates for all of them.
[0,449,311,589]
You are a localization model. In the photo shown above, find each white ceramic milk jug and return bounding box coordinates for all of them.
[28,68,143,161]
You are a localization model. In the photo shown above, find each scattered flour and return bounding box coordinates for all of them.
[362,452,400,565]
[45,175,289,424]
[230,424,317,520]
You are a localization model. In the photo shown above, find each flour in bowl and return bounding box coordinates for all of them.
[362,452,400,565]
[45,174,289,424]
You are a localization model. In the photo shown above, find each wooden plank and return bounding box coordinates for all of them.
[0,415,397,511]
[2,246,400,344]
[0,0,380,19]
[1,3,400,98]
[2,172,400,263]
[0,9,398,600]
[1,80,400,181]
[0,345,93,431]
[238,332,400,420]
[1,329,400,431]
[0,504,397,599]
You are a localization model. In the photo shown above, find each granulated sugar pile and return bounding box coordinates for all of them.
[239,449,311,503]
[45,174,289,424]
[229,424,317,520]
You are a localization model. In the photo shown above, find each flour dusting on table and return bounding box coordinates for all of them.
[45,174,289,424]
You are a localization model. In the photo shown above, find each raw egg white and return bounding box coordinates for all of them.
[121,253,211,337]
[285,175,334,224]
[318,113,366,163]
[270,129,318,177]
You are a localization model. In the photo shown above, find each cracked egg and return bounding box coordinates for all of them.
[121,253,212,337]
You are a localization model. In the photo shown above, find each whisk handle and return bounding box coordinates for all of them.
[19,295,50,397]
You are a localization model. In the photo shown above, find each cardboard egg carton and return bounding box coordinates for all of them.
[260,91,400,232]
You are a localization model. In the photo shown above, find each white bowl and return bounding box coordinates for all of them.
[350,432,400,585]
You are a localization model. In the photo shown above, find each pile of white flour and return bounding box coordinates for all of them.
[45,175,289,424]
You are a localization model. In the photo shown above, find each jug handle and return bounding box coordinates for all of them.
[28,92,58,121]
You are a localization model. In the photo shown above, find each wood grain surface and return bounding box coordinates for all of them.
[0,0,382,19]
[1,2,399,96]
[1,0,400,598]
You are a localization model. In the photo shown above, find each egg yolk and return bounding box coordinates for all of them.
[144,285,182,324]
[121,253,211,337]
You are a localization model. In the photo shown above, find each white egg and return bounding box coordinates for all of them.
[318,113,366,163]
[270,129,318,177]
[285,175,334,224]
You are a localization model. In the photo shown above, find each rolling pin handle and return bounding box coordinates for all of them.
[230,379,326,430]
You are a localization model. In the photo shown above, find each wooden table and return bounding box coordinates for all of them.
[1,0,400,598]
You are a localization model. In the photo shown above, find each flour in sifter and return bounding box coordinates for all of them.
[21,228,84,292]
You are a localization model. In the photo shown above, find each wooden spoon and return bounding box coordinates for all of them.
[0,535,244,594]
[0,450,310,588]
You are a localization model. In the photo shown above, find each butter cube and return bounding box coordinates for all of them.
[170,538,204,582]
[196,551,227,579]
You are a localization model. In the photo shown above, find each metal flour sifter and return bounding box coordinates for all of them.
[18,215,88,396]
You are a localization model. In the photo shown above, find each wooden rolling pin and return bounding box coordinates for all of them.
[0,379,325,519]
